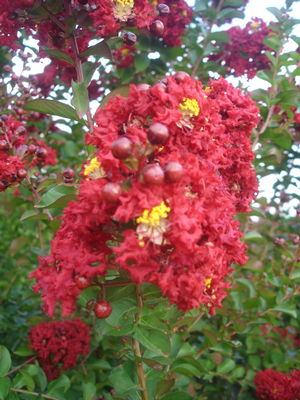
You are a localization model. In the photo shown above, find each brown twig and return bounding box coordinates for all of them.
[10,388,60,400]
[132,284,148,400]
[3,357,37,377]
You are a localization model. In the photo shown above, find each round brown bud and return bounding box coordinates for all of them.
[148,122,169,145]
[35,147,48,160]
[63,168,75,179]
[157,4,170,15]
[75,276,90,289]
[94,301,112,319]
[102,183,121,203]
[17,169,27,179]
[111,137,133,160]
[123,31,137,46]
[142,164,164,185]
[150,20,164,36]
[174,71,189,82]
[164,162,184,183]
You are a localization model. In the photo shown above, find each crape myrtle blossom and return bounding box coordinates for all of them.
[0,116,57,192]
[210,18,272,79]
[30,73,259,316]
[29,319,91,381]
[254,369,300,400]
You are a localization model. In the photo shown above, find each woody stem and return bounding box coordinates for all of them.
[132,284,148,400]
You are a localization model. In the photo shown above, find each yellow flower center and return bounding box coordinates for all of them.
[83,157,105,180]
[205,278,212,289]
[121,48,130,55]
[182,10,187,16]
[179,98,200,117]
[114,0,134,7]
[136,201,170,227]
[250,21,260,30]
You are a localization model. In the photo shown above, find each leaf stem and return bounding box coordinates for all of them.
[132,284,148,400]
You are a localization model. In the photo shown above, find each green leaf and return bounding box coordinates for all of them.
[13,347,35,357]
[20,210,49,222]
[161,392,193,400]
[82,382,96,400]
[271,304,297,318]
[264,36,281,52]
[291,270,300,280]
[217,359,236,374]
[172,363,201,377]
[0,347,11,377]
[0,377,10,400]
[243,231,264,243]
[134,327,170,356]
[36,185,77,208]
[109,366,138,396]
[236,278,256,297]
[82,62,99,87]
[134,54,150,73]
[72,81,89,119]
[266,7,283,20]
[217,9,244,20]
[24,100,82,122]
[207,31,229,43]
[41,47,75,66]
[81,41,112,59]
[155,380,175,397]
[47,375,70,397]
[101,86,130,108]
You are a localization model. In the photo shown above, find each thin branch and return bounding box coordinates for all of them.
[3,357,37,377]
[132,284,148,400]
[10,388,60,400]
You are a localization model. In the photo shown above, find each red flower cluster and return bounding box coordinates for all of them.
[30,73,258,316]
[0,0,34,48]
[210,18,271,78]
[255,369,300,400]
[261,324,300,348]
[0,115,57,192]
[29,319,91,381]
[113,45,136,69]
[153,0,193,46]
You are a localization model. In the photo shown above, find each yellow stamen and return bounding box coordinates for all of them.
[205,278,212,289]
[136,201,170,227]
[182,10,187,16]
[84,157,100,176]
[179,98,200,117]
[121,48,130,55]
[114,0,134,7]
[250,21,260,30]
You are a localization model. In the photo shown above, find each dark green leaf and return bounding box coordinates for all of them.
[0,377,10,400]
[0,347,11,377]
[82,382,96,400]
[41,47,75,66]
[81,41,112,59]
[134,54,150,73]
[72,81,89,119]
[24,100,82,122]
[217,359,236,374]
[36,185,77,208]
